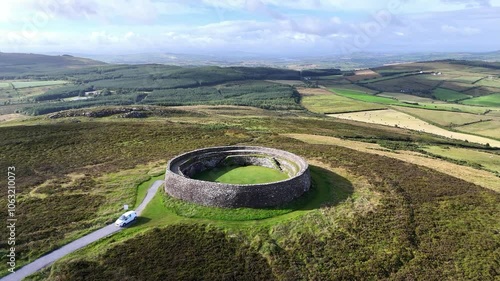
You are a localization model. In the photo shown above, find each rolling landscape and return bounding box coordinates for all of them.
[1,1,500,281]
[0,51,499,281]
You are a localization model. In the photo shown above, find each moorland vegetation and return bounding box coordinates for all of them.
[0,55,499,280]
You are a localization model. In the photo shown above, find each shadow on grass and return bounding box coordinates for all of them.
[162,164,354,221]
[130,216,152,227]
[295,165,354,211]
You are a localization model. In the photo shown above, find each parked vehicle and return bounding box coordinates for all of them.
[115,210,137,227]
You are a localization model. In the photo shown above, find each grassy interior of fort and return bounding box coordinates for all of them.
[192,165,289,184]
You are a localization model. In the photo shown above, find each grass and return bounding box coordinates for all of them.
[358,72,420,84]
[485,109,500,117]
[301,94,385,114]
[365,75,440,93]
[48,224,276,281]
[423,146,500,173]
[11,80,69,88]
[284,133,500,193]
[329,109,436,131]
[163,166,341,221]
[394,106,489,127]
[455,120,500,140]
[328,109,500,147]
[331,88,402,105]
[427,73,486,84]
[461,93,500,107]
[331,88,433,109]
[35,132,500,281]
[2,88,500,280]
[134,174,165,208]
[416,102,492,114]
[0,82,10,88]
[28,163,349,280]
[0,120,250,275]
[28,164,355,281]
[441,81,475,92]
[378,92,441,104]
[193,165,289,184]
[0,82,70,105]
[433,87,471,101]
[327,88,493,115]
[328,83,378,94]
[476,76,500,88]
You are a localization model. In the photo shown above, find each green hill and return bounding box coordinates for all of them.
[0,52,106,77]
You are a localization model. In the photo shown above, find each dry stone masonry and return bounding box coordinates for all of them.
[164,146,311,208]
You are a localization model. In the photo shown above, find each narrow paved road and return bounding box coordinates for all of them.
[1,180,165,281]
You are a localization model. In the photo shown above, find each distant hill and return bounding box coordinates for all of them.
[0,52,106,78]
[78,50,500,69]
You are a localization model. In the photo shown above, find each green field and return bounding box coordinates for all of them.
[301,94,385,114]
[395,106,487,127]
[11,80,69,88]
[329,88,494,114]
[433,87,471,101]
[331,88,402,105]
[456,120,500,140]
[0,82,10,88]
[441,81,475,92]
[193,165,288,184]
[486,109,500,117]
[427,74,485,84]
[358,72,419,84]
[461,93,500,107]
[476,76,500,88]
[424,146,500,173]
[364,75,440,93]
[325,84,378,94]
[378,92,442,104]
[413,102,491,114]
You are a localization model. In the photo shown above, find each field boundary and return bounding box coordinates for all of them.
[329,109,500,147]
[283,133,500,193]
[322,108,389,115]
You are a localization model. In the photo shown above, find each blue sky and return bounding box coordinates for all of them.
[0,0,499,56]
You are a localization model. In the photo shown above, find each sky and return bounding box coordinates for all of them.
[0,0,499,57]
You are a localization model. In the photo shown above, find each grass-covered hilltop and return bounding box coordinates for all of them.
[0,53,499,281]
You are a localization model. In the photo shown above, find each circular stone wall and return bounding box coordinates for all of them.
[164,146,311,208]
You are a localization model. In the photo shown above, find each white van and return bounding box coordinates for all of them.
[115,210,137,227]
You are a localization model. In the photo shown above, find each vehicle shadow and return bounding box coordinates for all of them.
[128,216,151,227]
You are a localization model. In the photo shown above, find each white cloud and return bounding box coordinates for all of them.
[441,24,481,35]
[330,17,342,24]
[201,0,500,13]
[201,0,389,12]
[441,0,491,7]
[0,0,204,24]
[0,0,499,55]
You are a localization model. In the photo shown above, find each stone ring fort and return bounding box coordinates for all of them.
[164,146,311,208]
